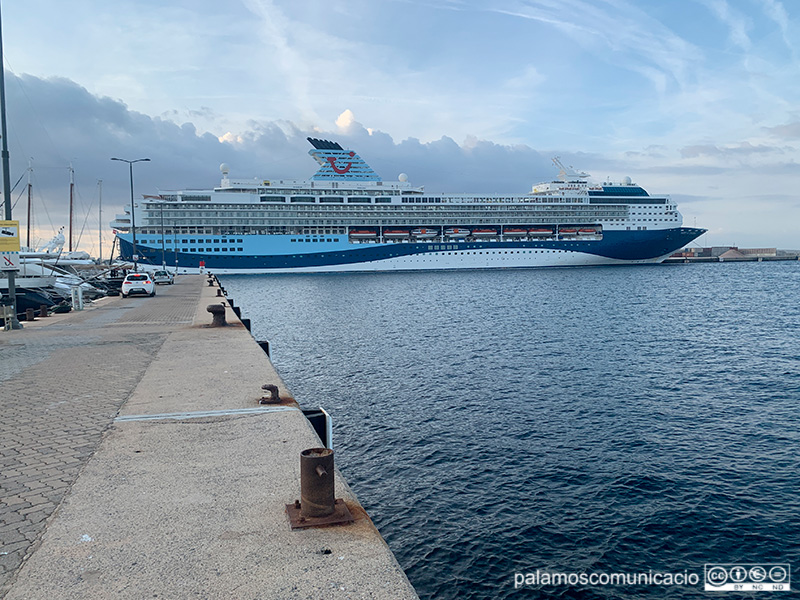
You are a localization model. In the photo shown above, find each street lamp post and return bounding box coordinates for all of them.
[111,157,150,271]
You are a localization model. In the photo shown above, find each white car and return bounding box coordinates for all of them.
[121,273,155,298]
[152,270,174,285]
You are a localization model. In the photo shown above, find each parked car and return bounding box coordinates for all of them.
[121,273,155,298]
[152,270,174,285]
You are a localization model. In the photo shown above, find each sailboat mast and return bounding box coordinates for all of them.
[97,179,103,263]
[26,160,31,248]
[68,164,74,252]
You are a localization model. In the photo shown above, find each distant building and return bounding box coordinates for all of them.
[670,246,777,259]
[738,248,777,257]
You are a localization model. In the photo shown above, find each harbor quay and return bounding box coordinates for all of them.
[0,275,418,599]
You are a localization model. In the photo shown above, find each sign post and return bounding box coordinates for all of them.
[0,220,21,327]
[1,219,20,269]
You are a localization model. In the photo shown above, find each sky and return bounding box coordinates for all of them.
[2,0,799,254]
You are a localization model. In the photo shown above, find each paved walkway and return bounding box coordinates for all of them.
[1,285,198,593]
[0,277,417,599]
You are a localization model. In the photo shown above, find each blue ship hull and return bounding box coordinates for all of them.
[118,227,705,274]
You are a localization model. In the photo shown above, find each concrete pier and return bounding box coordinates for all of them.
[0,276,418,599]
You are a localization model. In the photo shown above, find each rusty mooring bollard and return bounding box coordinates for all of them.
[260,384,280,404]
[207,277,214,287]
[25,308,35,321]
[286,447,354,529]
[39,304,49,318]
[300,448,335,518]
[206,303,227,327]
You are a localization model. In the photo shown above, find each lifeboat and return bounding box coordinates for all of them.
[472,228,498,238]
[503,228,528,237]
[383,229,410,239]
[349,229,377,239]
[445,227,470,238]
[528,228,553,237]
[559,228,578,235]
[578,228,598,235]
[411,228,438,239]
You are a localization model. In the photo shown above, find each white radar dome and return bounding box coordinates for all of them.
[398,173,408,182]
[220,163,230,175]
[623,176,632,185]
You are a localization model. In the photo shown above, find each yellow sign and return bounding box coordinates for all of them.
[0,220,20,252]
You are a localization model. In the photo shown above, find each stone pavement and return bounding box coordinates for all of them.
[0,276,418,599]
[0,284,198,594]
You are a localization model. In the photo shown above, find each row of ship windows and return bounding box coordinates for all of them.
[145,245,577,256]
[435,250,566,255]
[178,248,244,253]
[274,249,578,260]
[258,196,395,204]
[252,196,590,204]
[143,218,622,227]
[139,238,244,245]
[145,205,616,215]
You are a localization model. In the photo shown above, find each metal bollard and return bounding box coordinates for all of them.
[260,384,280,404]
[216,289,223,297]
[286,447,353,529]
[39,304,49,318]
[25,308,35,321]
[300,448,336,518]
[206,304,227,327]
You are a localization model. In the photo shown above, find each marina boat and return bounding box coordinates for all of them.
[110,138,705,273]
[0,282,58,319]
[2,229,105,308]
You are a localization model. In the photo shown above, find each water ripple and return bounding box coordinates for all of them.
[222,263,800,600]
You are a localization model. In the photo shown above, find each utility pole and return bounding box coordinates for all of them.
[26,160,31,248]
[0,1,21,328]
[68,164,74,252]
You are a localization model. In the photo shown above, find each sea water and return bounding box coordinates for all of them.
[221,262,800,599]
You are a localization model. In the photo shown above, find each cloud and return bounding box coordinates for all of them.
[756,0,795,55]
[335,109,360,134]
[5,74,553,250]
[764,121,800,140]
[483,0,699,94]
[698,0,752,50]
[679,142,783,158]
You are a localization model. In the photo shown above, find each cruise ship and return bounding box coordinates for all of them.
[110,138,705,274]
